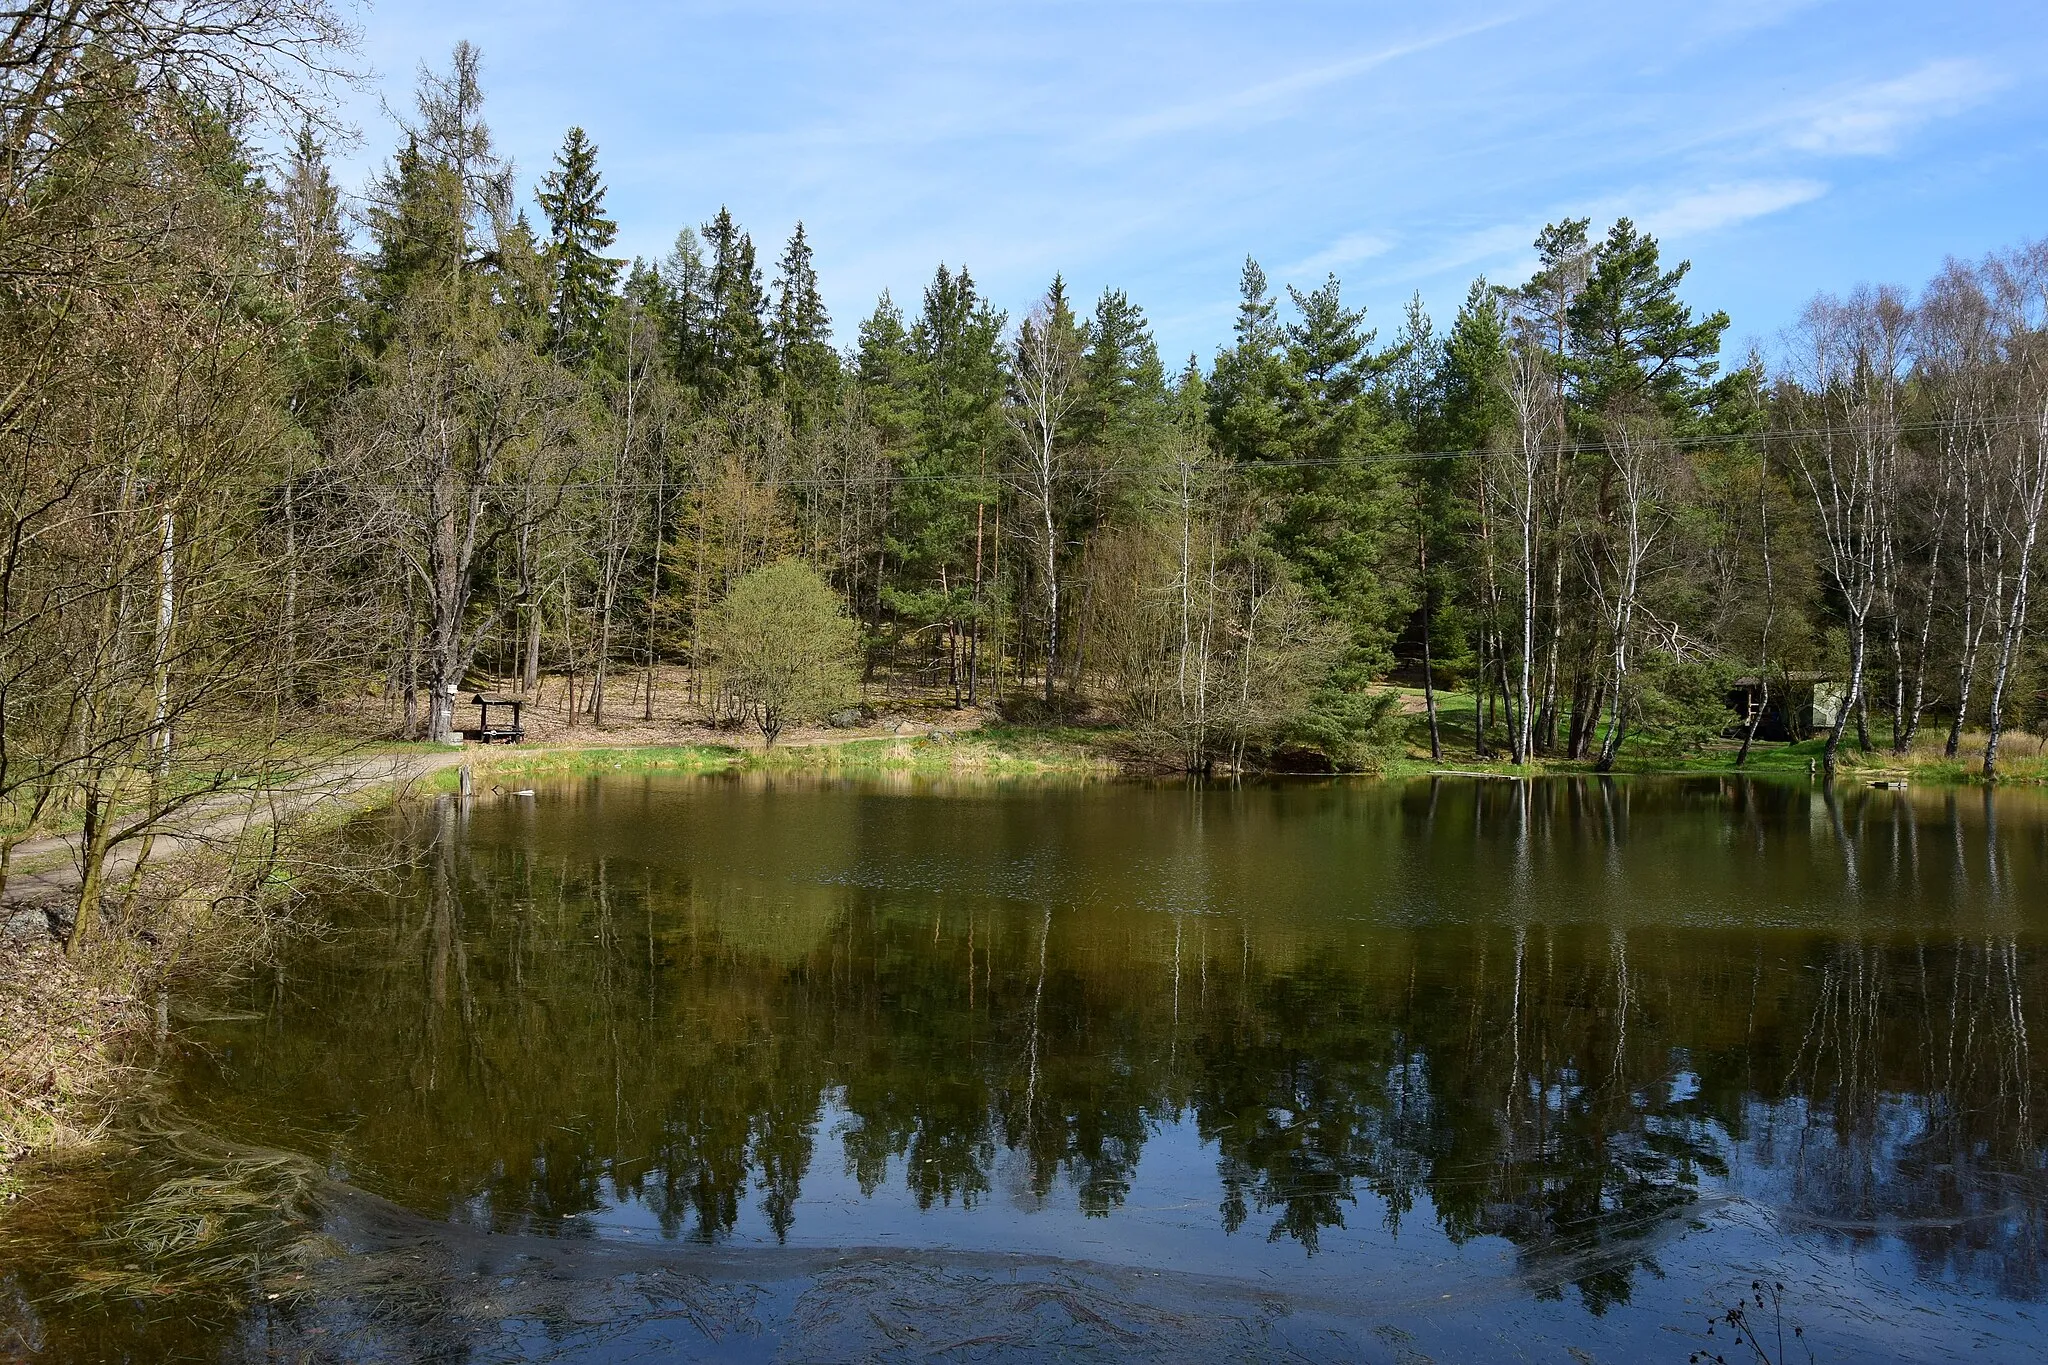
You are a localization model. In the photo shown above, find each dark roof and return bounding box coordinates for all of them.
[470,692,524,706]
[1728,672,1831,688]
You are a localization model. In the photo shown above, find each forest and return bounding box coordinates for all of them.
[6,6,2048,927]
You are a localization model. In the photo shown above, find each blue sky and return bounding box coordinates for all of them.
[325,1,2048,365]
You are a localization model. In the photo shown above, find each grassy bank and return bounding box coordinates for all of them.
[0,757,449,1199]
[1384,687,2048,785]
[427,727,1121,789]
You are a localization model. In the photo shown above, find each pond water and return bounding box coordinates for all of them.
[6,773,2048,1362]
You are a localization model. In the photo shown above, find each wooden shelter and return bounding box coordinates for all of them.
[1723,672,1833,742]
[466,692,526,744]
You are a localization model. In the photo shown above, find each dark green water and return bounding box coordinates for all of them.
[6,773,2047,1362]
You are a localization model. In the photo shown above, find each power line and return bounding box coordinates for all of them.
[335,413,2037,494]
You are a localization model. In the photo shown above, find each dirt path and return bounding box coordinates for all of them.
[0,749,470,939]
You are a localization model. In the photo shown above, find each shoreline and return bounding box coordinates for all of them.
[5,723,2042,1195]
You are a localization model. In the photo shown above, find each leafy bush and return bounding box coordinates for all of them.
[704,560,860,745]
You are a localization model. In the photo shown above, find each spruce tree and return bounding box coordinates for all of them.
[659,226,715,394]
[703,206,770,393]
[771,221,839,418]
[271,119,353,415]
[537,125,622,362]
[362,134,466,348]
[885,265,1005,638]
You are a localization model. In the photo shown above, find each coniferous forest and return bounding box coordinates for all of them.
[7,12,2048,934]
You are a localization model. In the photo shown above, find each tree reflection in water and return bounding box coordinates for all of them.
[8,774,2041,1359]
[162,776,2045,1310]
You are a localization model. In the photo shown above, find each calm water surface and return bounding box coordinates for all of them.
[7,774,2048,1362]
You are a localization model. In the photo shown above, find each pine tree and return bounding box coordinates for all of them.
[1439,280,1511,450]
[1208,257,1288,464]
[1272,274,1407,679]
[1568,218,1729,427]
[1075,287,1168,482]
[536,126,622,362]
[855,291,917,454]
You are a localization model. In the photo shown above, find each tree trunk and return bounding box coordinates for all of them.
[1736,476,1776,770]
[1983,423,2046,779]
[967,502,984,706]
[1419,527,1441,762]
[1822,615,1869,784]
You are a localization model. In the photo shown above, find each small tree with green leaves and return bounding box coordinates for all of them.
[705,560,859,745]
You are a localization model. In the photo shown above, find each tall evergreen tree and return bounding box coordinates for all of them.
[1271,274,1407,677]
[1208,257,1288,464]
[412,41,511,269]
[270,119,353,415]
[855,291,917,455]
[884,265,1005,648]
[703,206,770,393]
[659,226,715,393]
[362,134,466,342]
[1568,218,1730,426]
[771,220,838,417]
[536,125,622,362]
[1212,266,1406,679]
[1075,287,1168,492]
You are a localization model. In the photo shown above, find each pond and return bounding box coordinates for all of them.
[6,773,2047,1362]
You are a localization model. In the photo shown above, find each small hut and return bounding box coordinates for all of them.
[465,692,526,744]
[1723,672,1834,741]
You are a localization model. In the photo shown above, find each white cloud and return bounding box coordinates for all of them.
[1400,177,1823,289]
[1283,231,1395,277]
[1688,0,1830,40]
[1100,15,1517,144]
[1640,179,1828,237]
[1787,59,2003,156]
[1406,221,1544,281]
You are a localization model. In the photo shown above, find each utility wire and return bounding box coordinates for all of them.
[335,413,2038,494]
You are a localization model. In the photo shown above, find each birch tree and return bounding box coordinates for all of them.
[1004,280,1087,706]
[1784,288,1906,782]
[1980,245,2048,778]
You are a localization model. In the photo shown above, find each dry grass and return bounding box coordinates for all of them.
[0,829,333,1201]
[1859,726,2048,784]
[0,936,131,1193]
